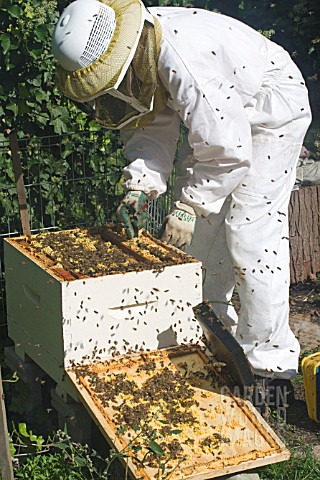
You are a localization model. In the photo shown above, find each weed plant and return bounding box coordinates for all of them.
[5,421,186,480]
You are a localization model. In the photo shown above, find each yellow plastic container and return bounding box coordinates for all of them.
[301,352,320,423]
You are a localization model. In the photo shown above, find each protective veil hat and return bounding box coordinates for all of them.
[53,0,167,129]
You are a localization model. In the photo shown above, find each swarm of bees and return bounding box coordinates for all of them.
[76,361,199,468]
[77,364,198,429]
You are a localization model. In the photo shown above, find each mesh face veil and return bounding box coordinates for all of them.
[53,0,168,129]
[52,0,116,72]
[79,4,116,69]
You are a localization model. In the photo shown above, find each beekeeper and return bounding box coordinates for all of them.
[52,0,312,401]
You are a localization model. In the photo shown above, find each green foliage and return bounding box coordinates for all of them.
[6,416,320,480]
[0,0,111,138]
[300,346,320,361]
[4,420,186,480]
[8,429,111,480]
[1,0,60,135]
[0,131,126,234]
[0,0,126,232]
[10,422,45,457]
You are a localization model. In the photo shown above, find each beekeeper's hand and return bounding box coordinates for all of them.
[159,201,196,250]
[116,191,148,239]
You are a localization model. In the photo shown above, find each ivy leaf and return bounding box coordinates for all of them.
[30,76,43,88]
[7,4,22,18]
[29,48,43,59]
[18,422,29,437]
[6,103,18,116]
[9,440,16,457]
[36,112,50,125]
[35,25,48,43]
[34,89,48,103]
[51,117,68,135]
[36,435,45,446]
[1,33,11,55]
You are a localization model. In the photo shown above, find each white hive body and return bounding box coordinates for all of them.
[4,228,202,384]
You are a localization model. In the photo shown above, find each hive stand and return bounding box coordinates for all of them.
[4,346,46,421]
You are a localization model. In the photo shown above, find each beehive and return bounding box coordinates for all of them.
[4,227,202,385]
[5,227,291,479]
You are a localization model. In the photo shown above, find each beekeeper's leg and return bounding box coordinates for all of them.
[175,138,238,332]
[187,198,238,333]
[227,121,311,378]
[226,46,312,379]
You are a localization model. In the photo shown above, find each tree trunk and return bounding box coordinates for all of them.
[289,185,320,284]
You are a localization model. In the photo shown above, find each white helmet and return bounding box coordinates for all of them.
[53,0,166,129]
[52,0,116,72]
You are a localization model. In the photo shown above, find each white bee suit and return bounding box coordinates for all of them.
[121,7,312,379]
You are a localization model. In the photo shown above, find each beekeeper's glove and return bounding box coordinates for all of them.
[116,191,148,239]
[159,201,196,250]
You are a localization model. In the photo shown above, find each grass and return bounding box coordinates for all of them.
[258,345,320,480]
[259,447,320,480]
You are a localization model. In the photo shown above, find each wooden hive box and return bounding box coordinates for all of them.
[4,227,202,385]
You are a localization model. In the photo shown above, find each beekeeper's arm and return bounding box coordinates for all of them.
[120,107,181,198]
[116,107,181,238]
[121,74,252,245]
[123,62,252,211]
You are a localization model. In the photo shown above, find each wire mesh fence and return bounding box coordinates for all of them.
[0,130,176,329]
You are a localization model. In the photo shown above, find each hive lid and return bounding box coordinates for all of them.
[193,301,255,393]
[67,344,289,479]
